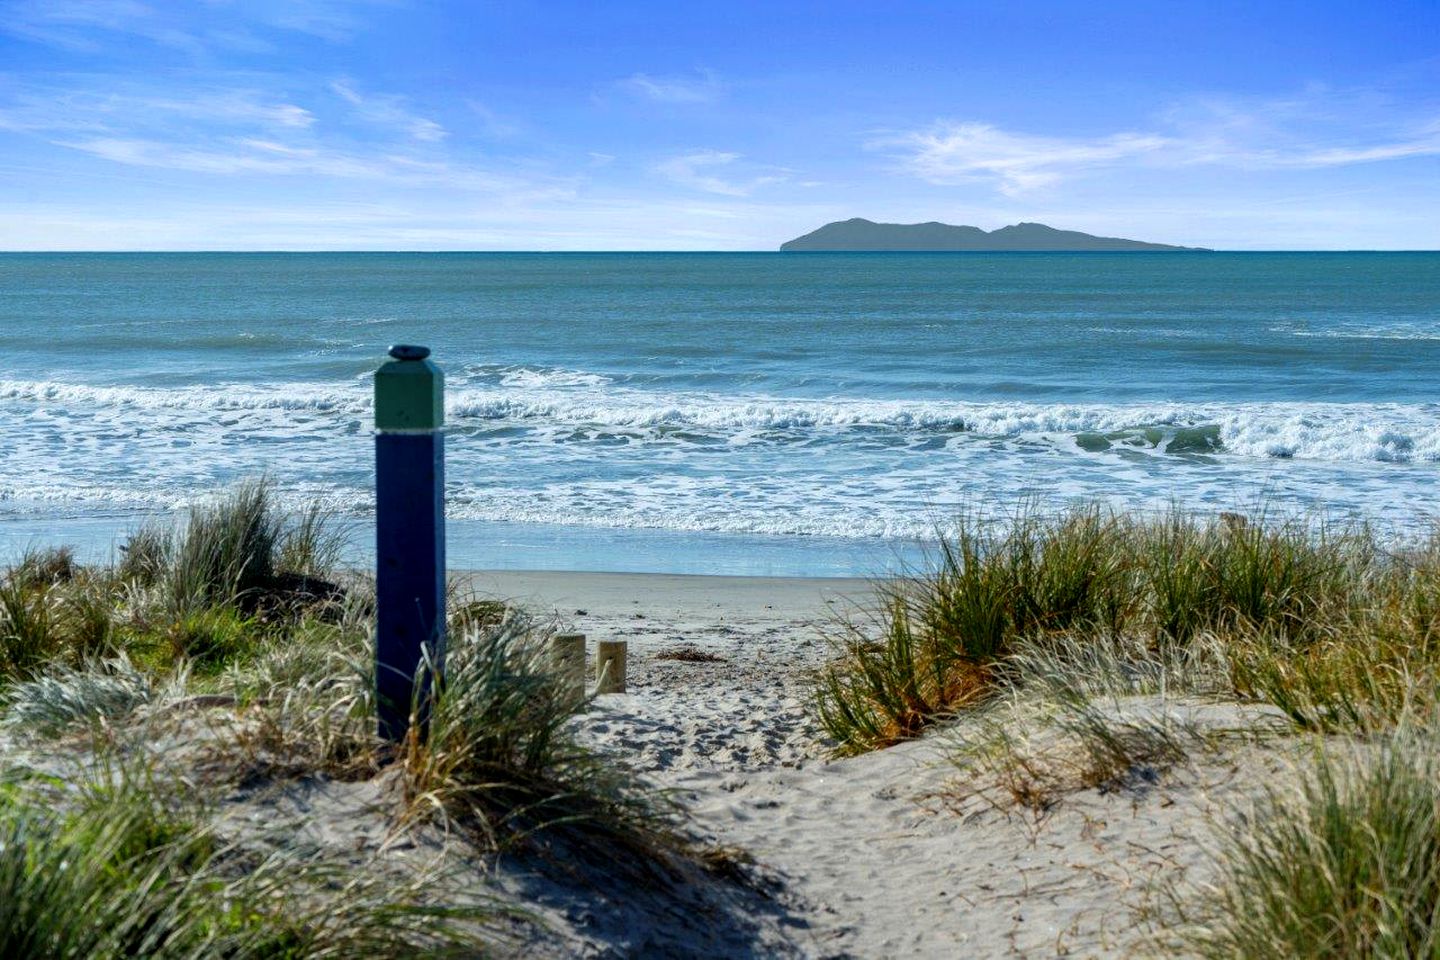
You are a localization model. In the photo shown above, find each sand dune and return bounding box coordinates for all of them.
[459,571,1293,958]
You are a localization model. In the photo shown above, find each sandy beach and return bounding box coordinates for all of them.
[0,515,1415,959]
[458,571,871,773]
[455,569,1292,959]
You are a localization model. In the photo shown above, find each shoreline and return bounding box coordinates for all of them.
[456,568,880,621]
[0,515,930,580]
[459,569,879,775]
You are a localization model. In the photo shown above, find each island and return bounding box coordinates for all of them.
[779,218,1208,251]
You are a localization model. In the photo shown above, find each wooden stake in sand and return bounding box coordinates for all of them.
[551,633,587,702]
[595,639,628,694]
[374,344,446,743]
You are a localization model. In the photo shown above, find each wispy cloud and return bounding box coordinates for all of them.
[465,100,518,139]
[1,0,201,53]
[882,92,1440,195]
[254,0,388,44]
[0,0,387,54]
[881,123,1168,196]
[330,80,446,142]
[655,149,786,196]
[47,130,566,194]
[59,135,371,178]
[618,69,724,104]
[0,76,567,196]
[0,84,315,136]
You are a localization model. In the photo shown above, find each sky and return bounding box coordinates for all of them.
[1,0,1437,250]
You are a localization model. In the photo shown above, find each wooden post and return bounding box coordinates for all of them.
[374,344,445,743]
[595,639,627,694]
[551,632,587,702]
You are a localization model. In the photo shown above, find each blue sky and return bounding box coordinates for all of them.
[1,0,1437,249]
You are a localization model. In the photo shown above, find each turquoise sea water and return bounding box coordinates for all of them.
[1,252,1438,575]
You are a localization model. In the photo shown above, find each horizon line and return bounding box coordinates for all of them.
[2,248,1438,254]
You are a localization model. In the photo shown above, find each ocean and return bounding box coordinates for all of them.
[1,251,1437,576]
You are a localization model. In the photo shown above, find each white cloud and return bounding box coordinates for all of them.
[1199,124,1440,169]
[60,136,375,177]
[882,99,1440,195]
[54,134,572,197]
[0,85,315,136]
[0,76,565,196]
[330,80,447,142]
[655,149,786,196]
[0,0,202,53]
[880,123,1170,196]
[619,70,723,104]
[0,0,387,52]
[465,100,518,139]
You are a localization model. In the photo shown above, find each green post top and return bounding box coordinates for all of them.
[375,344,444,431]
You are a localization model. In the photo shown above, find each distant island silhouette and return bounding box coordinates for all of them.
[780,218,1208,252]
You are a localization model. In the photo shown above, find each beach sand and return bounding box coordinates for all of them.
[459,571,871,772]
[456,570,1291,959]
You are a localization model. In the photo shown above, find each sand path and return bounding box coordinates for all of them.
[460,571,1280,959]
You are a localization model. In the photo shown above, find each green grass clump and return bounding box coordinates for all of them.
[164,479,282,611]
[0,767,497,959]
[0,577,59,683]
[0,655,157,737]
[116,522,171,587]
[119,479,345,619]
[1004,504,1132,637]
[401,615,679,863]
[814,503,1439,754]
[0,480,709,955]
[161,605,260,670]
[9,546,77,589]
[2,481,352,688]
[816,505,1140,754]
[1,571,131,684]
[274,500,346,579]
[1166,731,1440,959]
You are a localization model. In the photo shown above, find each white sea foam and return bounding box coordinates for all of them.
[2,372,1438,549]
[3,378,1439,465]
[1269,321,1440,341]
[447,389,1440,464]
[495,365,615,388]
[0,379,369,415]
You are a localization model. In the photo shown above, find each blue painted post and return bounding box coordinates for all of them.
[374,343,446,742]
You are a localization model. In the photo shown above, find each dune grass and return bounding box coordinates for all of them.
[1159,729,1440,959]
[937,632,1232,816]
[1,481,696,955]
[816,502,1440,954]
[814,503,1438,754]
[399,612,681,864]
[0,654,160,738]
[204,599,681,867]
[0,481,349,688]
[0,757,500,959]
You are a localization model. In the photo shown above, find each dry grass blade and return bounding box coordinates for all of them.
[0,752,506,959]
[400,615,685,873]
[813,502,1440,754]
[1159,728,1440,959]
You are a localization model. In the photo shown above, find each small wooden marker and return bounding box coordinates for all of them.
[595,639,627,694]
[551,633,587,702]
